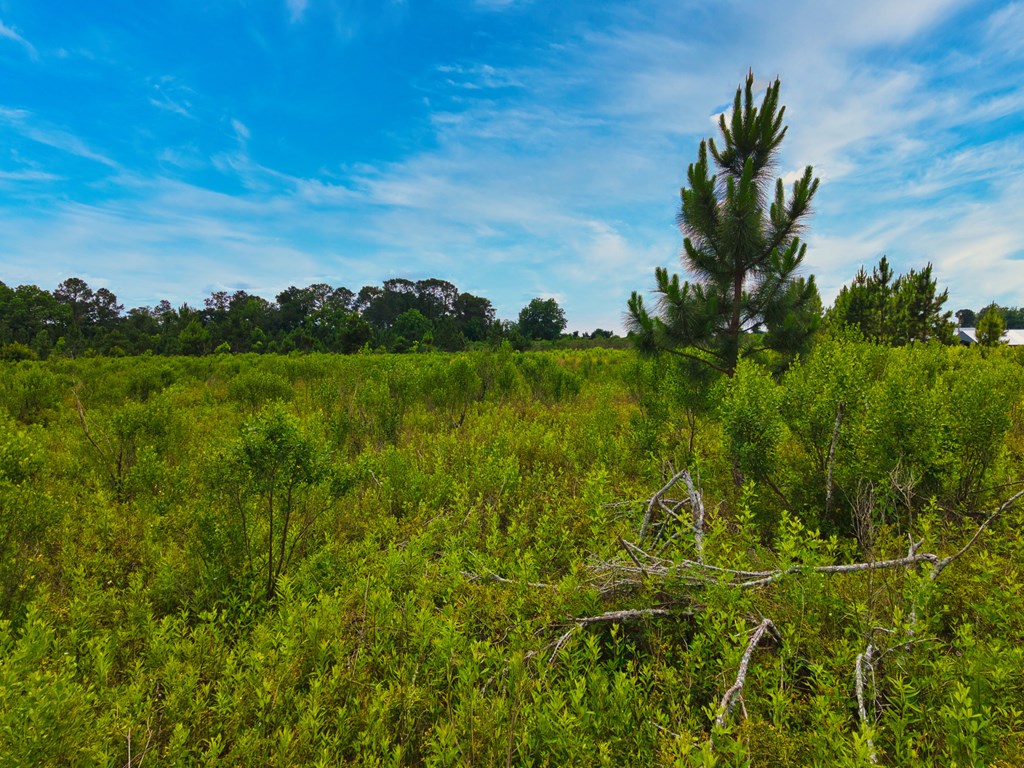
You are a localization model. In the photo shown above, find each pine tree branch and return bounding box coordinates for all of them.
[662,345,731,375]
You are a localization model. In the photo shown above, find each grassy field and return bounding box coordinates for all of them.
[1,341,1023,766]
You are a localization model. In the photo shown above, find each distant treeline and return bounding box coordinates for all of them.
[955,305,1024,329]
[0,277,619,360]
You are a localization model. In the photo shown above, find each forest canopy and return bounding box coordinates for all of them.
[0,277,605,358]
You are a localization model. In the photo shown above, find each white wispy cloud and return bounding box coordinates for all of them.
[473,0,526,9]
[0,178,331,306]
[157,145,206,170]
[148,77,196,118]
[0,169,61,182]
[435,62,524,91]
[986,1,1024,55]
[0,107,118,167]
[231,119,251,141]
[287,0,309,23]
[0,19,38,59]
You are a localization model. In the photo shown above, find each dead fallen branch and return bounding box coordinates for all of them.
[524,608,684,664]
[639,468,690,544]
[461,570,556,590]
[639,467,708,560]
[825,401,844,520]
[930,487,1024,581]
[594,484,1024,596]
[716,617,777,728]
[572,607,676,625]
[591,546,941,595]
[854,643,878,764]
[681,469,706,561]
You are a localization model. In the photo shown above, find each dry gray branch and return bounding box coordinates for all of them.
[681,469,706,562]
[546,626,578,663]
[573,608,675,625]
[596,482,1024,595]
[618,535,649,578]
[855,643,878,764]
[930,488,1024,581]
[825,401,844,520]
[640,468,690,543]
[590,548,941,595]
[461,571,556,590]
[716,617,776,728]
[851,479,877,554]
[524,608,680,665]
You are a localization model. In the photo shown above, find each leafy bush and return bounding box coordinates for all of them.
[0,342,38,362]
[210,405,332,602]
[227,366,295,414]
[0,364,67,424]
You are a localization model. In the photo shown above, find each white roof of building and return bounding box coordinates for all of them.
[958,328,1024,346]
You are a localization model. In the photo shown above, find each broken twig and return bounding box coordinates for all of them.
[716,617,777,728]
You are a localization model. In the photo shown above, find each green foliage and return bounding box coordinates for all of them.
[0,342,38,362]
[213,405,332,602]
[421,356,483,428]
[628,71,821,377]
[227,366,295,414]
[971,303,1024,331]
[350,361,416,449]
[778,336,1024,537]
[0,346,1019,764]
[74,393,182,502]
[0,364,67,424]
[976,304,1006,347]
[828,255,955,345]
[721,360,784,482]
[518,353,582,403]
[0,419,56,619]
[124,359,178,401]
[389,308,433,352]
[626,355,721,459]
[518,298,568,341]
[2,275,496,359]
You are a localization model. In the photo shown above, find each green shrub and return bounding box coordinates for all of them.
[0,342,38,362]
[227,367,294,414]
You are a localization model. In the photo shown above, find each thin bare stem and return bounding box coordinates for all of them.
[716,617,776,727]
[681,469,706,562]
[461,571,556,590]
[931,488,1024,581]
[855,643,878,764]
[825,401,844,520]
[641,468,690,543]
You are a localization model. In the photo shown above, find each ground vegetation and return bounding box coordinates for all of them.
[0,337,1022,764]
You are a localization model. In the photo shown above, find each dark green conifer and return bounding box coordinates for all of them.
[627,71,821,376]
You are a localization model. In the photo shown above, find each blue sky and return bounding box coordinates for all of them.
[1,0,1022,331]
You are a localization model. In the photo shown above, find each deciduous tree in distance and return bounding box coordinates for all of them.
[518,298,567,341]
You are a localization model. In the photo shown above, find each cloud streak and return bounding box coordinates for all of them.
[286,0,309,23]
[0,107,118,168]
[0,19,38,59]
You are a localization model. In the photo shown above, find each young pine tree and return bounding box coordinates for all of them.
[829,256,954,345]
[976,304,1006,347]
[627,71,821,376]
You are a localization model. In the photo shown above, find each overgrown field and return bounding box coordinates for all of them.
[1,339,1023,766]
